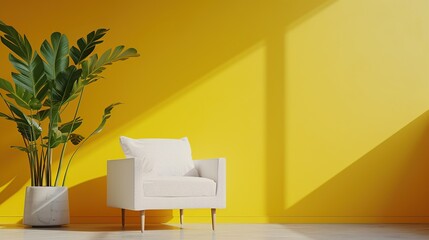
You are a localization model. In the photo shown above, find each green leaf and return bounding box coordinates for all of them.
[70,28,108,65]
[52,65,82,105]
[48,127,67,148]
[81,46,139,83]
[0,21,47,110]
[0,77,14,92]
[0,111,14,120]
[10,53,47,99]
[66,78,85,104]
[8,103,42,141]
[59,117,83,134]
[92,102,121,135]
[2,93,42,142]
[0,78,32,109]
[40,32,69,81]
[36,83,49,101]
[8,103,27,121]
[0,21,32,62]
[30,109,50,121]
[48,104,61,129]
[42,98,51,107]
[8,53,48,110]
[69,133,84,145]
[11,145,29,153]
[29,97,42,110]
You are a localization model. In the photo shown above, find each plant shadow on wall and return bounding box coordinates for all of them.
[282,110,429,221]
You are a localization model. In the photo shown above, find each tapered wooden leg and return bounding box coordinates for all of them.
[140,210,145,233]
[180,209,184,228]
[211,208,216,231]
[121,209,125,230]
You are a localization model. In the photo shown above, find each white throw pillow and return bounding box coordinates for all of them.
[119,136,199,177]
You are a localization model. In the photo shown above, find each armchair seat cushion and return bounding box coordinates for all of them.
[143,176,216,197]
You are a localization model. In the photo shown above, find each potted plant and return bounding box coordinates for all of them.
[0,20,139,226]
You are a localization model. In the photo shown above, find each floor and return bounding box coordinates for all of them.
[1,224,429,240]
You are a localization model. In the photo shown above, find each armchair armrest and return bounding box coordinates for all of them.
[194,158,226,207]
[107,158,144,210]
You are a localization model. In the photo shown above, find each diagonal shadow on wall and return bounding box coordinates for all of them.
[67,0,336,224]
[0,0,332,222]
[0,0,335,223]
[283,110,429,220]
[0,119,30,208]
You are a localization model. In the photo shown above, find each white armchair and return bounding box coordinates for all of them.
[107,137,226,232]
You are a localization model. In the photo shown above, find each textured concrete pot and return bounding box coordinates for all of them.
[23,186,70,226]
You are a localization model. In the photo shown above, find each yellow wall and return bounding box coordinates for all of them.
[1,0,429,224]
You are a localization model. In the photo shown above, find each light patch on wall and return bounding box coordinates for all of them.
[0,183,26,217]
[284,0,429,208]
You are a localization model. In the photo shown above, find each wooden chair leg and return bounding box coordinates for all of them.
[140,210,145,233]
[211,208,216,231]
[180,209,184,228]
[121,208,125,230]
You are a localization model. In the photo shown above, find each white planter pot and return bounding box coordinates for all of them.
[23,186,70,226]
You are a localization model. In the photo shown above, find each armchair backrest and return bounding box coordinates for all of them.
[119,136,199,177]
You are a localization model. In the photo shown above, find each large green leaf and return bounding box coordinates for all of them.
[81,46,139,83]
[0,76,32,110]
[10,53,47,102]
[0,21,47,110]
[8,103,42,141]
[70,28,108,65]
[65,77,88,104]
[40,32,69,81]
[0,20,32,63]
[51,66,82,105]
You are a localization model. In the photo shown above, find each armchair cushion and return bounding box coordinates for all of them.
[143,176,216,197]
[119,136,198,176]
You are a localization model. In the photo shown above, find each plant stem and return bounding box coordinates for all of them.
[59,87,85,186]
[39,139,45,185]
[46,94,53,186]
[62,110,103,186]
[23,138,34,186]
[29,109,40,186]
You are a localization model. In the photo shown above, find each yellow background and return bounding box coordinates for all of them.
[1,0,429,224]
